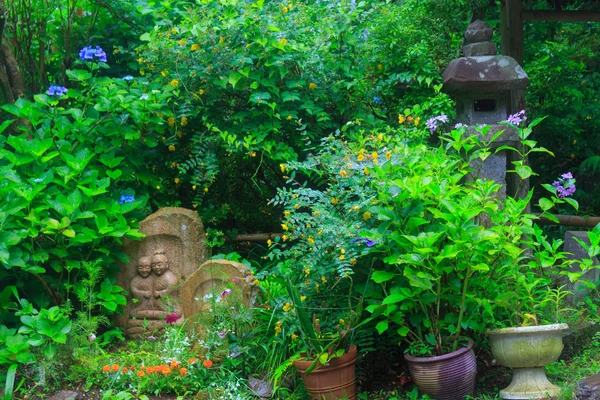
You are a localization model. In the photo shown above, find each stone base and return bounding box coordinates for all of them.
[500,367,561,399]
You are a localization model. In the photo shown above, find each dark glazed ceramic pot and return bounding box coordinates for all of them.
[294,345,358,400]
[404,340,477,400]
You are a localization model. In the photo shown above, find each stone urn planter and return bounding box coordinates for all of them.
[404,340,477,400]
[487,323,568,399]
[293,345,358,400]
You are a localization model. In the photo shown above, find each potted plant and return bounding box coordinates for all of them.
[471,114,600,399]
[286,281,375,400]
[362,124,502,399]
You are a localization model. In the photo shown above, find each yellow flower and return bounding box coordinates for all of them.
[340,248,345,254]
[177,39,186,46]
[267,239,273,247]
[352,205,359,211]
[137,58,144,63]
[364,167,370,175]
[284,211,291,217]
[309,82,317,90]
[377,133,383,141]
[280,164,287,173]
[181,116,188,126]
[219,36,224,43]
[170,79,179,87]
[321,276,327,284]
[274,325,282,335]
[287,115,292,120]
[282,234,289,241]
[357,154,365,162]
[161,71,167,77]
[192,185,197,190]
[156,185,161,190]
[174,178,180,184]
[281,224,289,231]
[307,237,315,244]
[250,151,256,157]
[282,6,289,13]
[204,187,209,193]
[300,295,306,301]
[171,27,177,34]
[293,203,299,209]
[283,302,292,312]
[199,89,205,95]
[359,148,365,154]
[280,38,287,46]
[414,117,420,126]
[339,318,345,325]
[386,151,392,160]
[168,145,175,151]
[371,152,378,160]
[168,117,175,127]
[303,267,310,276]
[331,197,339,205]
[191,44,200,51]
[363,212,371,220]
[339,255,345,260]
[339,170,347,177]
[253,279,259,285]
[291,333,298,340]
[318,230,322,235]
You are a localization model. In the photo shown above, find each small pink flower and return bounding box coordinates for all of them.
[220,288,232,298]
[165,313,179,324]
[147,336,157,342]
[218,331,227,339]
[231,277,241,283]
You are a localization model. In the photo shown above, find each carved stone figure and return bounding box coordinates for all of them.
[130,256,154,316]
[115,207,210,337]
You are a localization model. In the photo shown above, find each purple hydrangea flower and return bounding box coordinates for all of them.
[119,194,135,204]
[79,45,107,63]
[220,288,232,298]
[47,85,68,96]
[505,110,527,125]
[552,172,576,198]
[454,123,467,129]
[426,115,449,134]
[351,237,377,247]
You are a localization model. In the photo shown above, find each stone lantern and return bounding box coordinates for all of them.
[442,20,529,200]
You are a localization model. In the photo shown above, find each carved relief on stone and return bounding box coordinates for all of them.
[115,207,209,337]
[126,249,184,336]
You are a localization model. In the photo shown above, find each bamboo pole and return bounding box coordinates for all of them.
[535,214,600,228]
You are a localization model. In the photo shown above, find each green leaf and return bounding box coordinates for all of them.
[318,353,328,365]
[514,164,533,180]
[372,271,395,283]
[397,326,409,336]
[538,197,554,211]
[375,320,388,334]
[382,294,406,305]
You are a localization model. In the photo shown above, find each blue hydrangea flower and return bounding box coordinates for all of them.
[122,75,134,81]
[119,194,135,204]
[79,45,107,63]
[373,97,381,104]
[47,85,68,96]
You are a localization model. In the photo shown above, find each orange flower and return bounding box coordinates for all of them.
[111,364,119,372]
[137,371,145,377]
[170,361,179,369]
[180,367,188,375]
[102,365,110,373]
[162,367,172,375]
[200,355,206,359]
[122,367,128,374]
[139,365,146,372]
[188,357,198,364]
[203,360,213,368]
[146,366,155,374]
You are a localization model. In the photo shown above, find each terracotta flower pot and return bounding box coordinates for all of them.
[293,345,358,400]
[404,340,477,400]
[487,323,568,399]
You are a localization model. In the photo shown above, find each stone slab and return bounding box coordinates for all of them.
[577,372,600,399]
[443,56,528,92]
[48,391,78,400]
[115,207,210,337]
[564,231,600,304]
[181,260,252,324]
